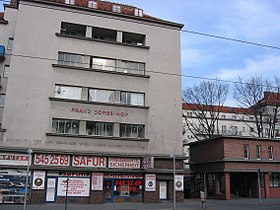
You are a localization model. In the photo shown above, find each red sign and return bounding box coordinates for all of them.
[108,157,141,169]
[34,154,70,166]
[72,156,106,168]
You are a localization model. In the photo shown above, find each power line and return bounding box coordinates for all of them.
[182,30,280,50]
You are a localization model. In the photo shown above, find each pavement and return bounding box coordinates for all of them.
[1,198,280,210]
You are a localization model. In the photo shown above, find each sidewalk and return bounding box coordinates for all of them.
[1,198,280,210]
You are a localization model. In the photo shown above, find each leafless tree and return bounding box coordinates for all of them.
[182,80,229,140]
[234,76,280,138]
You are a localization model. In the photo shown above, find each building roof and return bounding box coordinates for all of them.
[182,103,252,115]
[259,92,280,106]
[7,0,183,28]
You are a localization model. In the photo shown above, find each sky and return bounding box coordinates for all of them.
[1,0,280,106]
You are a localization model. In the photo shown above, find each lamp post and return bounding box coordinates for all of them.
[172,147,176,210]
[23,145,32,210]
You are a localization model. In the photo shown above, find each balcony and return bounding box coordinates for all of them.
[0,45,5,61]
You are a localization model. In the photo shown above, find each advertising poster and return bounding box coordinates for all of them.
[175,175,184,191]
[145,174,156,191]
[57,177,90,197]
[91,173,103,191]
[32,171,45,190]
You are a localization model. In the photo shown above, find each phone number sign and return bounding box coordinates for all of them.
[34,154,70,166]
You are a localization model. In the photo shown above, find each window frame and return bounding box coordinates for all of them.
[87,121,114,137]
[7,37,14,50]
[268,146,273,160]
[54,85,82,100]
[52,118,80,135]
[3,65,10,78]
[120,123,145,139]
[112,5,121,13]
[88,88,115,104]
[256,145,262,160]
[58,52,86,68]
[120,91,144,106]
[243,144,249,160]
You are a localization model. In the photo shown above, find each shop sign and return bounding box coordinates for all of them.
[0,153,29,166]
[72,155,106,168]
[104,173,143,179]
[48,171,90,177]
[71,107,128,117]
[145,174,156,191]
[175,175,184,191]
[108,157,141,169]
[142,157,154,169]
[91,173,103,191]
[34,154,70,166]
[57,177,90,197]
[32,171,45,190]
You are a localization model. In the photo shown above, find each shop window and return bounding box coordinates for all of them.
[92,27,117,42]
[243,144,249,159]
[54,85,82,100]
[120,92,144,106]
[57,52,87,68]
[87,121,113,136]
[91,57,116,71]
[114,179,142,197]
[256,145,261,160]
[270,173,280,187]
[88,88,115,103]
[120,60,145,75]
[60,22,86,37]
[52,118,80,134]
[122,32,145,46]
[120,124,145,138]
[268,146,273,160]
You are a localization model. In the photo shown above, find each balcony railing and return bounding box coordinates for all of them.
[0,45,5,61]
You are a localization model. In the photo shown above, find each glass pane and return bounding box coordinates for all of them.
[72,121,79,134]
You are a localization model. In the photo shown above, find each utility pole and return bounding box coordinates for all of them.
[173,147,176,210]
[23,144,32,210]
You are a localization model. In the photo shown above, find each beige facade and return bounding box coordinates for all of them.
[0,0,184,204]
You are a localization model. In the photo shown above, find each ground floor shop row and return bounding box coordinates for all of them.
[188,172,280,200]
[0,151,185,204]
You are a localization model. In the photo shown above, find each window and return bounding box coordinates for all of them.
[231,126,237,135]
[120,124,145,138]
[52,118,80,134]
[54,85,82,100]
[242,127,245,132]
[3,65,10,78]
[91,57,116,71]
[249,117,254,121]
[88,0,97,8]
[88,89,115,103]
[199,124,205,132]
[92,27,117,42]
[122,32,145,46]
[65,0,75,5]
[112,5,121,13]
[270,173,280,187]
[114,179,142,197]
[120,92,144,106]
[120,60,145,75]
[0,94,5,107]
[134,8,143,17]
[256,145,261,160]
[221,115,226,119]
[250,127,254,132]
[232,115,237,119]
[58,52,86,68]
[243,145,249,159]
[7,37,14,50]
[87,121,113,136]
[60,22,86,37]
[221,125,227,134]
[268,146,273,160]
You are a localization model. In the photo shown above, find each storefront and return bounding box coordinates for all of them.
[0,151,185,204]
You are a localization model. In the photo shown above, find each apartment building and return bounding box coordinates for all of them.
[189,136,280,200]
[0,0,184,204]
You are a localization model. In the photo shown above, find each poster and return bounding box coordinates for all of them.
[57,177,90,197]
[32,171,45,189]
[91,173,103,191]
[145,174,156,191]
[175,175,184,191]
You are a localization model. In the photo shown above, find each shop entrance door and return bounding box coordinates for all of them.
[104,180,113,203]
[159,181,167,200]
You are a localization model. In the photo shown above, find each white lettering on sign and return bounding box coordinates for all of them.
[34,154,70,166]
[108,157,141,169]
[104,173,143,179]
[145,174,156,191]
[57,177,90,197]
[0,153,29,166]
[72,156,106,168]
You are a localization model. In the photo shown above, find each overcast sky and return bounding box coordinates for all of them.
[1,0,280,105]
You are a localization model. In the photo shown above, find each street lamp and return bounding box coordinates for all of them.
[23,144,33,210]
[172,147,176,210]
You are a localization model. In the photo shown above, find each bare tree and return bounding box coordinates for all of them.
[234,76,280,138]
[182,80,229,140]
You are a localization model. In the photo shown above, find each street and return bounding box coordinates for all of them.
[1,198,280,210]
